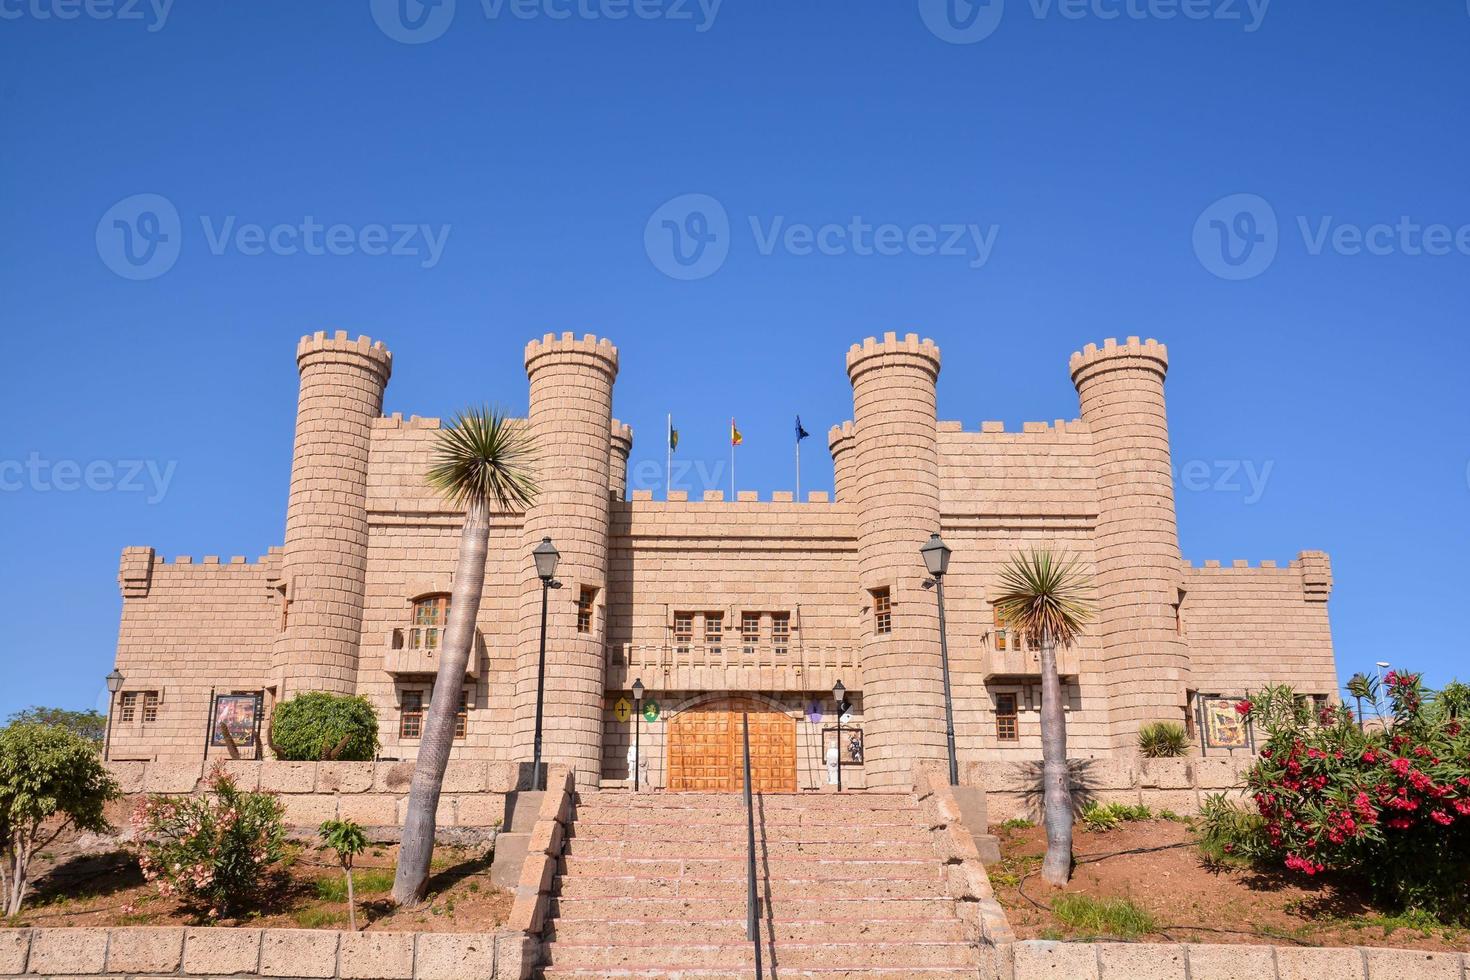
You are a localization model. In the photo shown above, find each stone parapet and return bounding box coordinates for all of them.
[965,755,1253,821]
[1001,940,1463,980]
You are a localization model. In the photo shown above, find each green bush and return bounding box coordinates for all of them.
[133,765,285,918]
[1138,721,1190,758]
[1196,792,1268,864]
[1080,801,1153,832]
[0,722,119,916]
[270,693,379,762]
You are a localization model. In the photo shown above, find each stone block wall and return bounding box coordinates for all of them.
[0,927,533,980]
[969,756,1254,820]
[1003,940,1464,980]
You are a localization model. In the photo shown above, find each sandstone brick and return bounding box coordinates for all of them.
[142,763,201,794]
[1098,943,1187,980]
[107,761,146,795]
[1186,943,1276,980]
[259,761,316,793]
[1012,940,1099,979]
[0,930,29,975]
[182,927,261,975]
[316,762,374,794]
[259,928,338,977]
[412,933,497,980]
[374,761,415,794]
[281,793,339,825]
[1362,947,1463,980]
[452,793,506,828]
[441,760,487,793]
[338,931,414,980]
[106,927,185,973]
[1194,758,1240,789]
[1141,758,1193,789]
[1276,945,1366,980]
[27,928,107,975]
[337,793,400,826]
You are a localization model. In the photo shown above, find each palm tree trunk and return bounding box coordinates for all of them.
[345,865,357,931]
[392,499,490,907]
[1038,629,1074,886]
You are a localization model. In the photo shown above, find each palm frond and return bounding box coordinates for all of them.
[992,549,1095,648]
[426,406,539,512]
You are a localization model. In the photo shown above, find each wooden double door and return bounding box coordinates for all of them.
[667,697,797,792]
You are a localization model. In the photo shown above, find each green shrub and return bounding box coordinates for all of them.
[270,693,379,762]
[133,765,285,918]
[1138,721,1190,758]
[1080,801,1152,831]
[1195,792,1268,864]
[1052,894,1156,939]
[0,723,119,916]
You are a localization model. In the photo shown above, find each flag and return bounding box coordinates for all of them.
[669,426,679,451]
[795,416,810,442]
[730,418,743,447]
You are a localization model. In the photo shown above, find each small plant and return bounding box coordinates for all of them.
[133,765,285,919]
[1052,893,1156,939]
[0,722,119,916]
[1138,721,1190,758]
[1000,817,1035,831]
[1195,792,1267,865]
[319,819,369,930]
[1079,801,1152,832]
[270,692,379,762]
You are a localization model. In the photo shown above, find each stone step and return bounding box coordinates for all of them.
[560,856,939,880]
[541,970,982,980]
[564,837,937,860]
[544,942,978,971]
[548,917,970,945]
[578,793,916,810]
[550,896,960,921]
[569,822,930,843]
[556,875,945,900]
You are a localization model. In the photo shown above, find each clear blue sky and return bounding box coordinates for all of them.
[2,0,1467,719]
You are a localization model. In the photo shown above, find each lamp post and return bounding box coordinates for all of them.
[1347,672,1368,733]
[532,537,561,792]
[921,532,959,786]
[832,680,849,792]
[632,678,645,792]
[103,669,124,762]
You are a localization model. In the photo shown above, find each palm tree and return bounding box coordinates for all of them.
[391,407,537,907]
[992,550,1095,887]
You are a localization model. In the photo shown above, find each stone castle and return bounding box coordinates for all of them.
[109,330,1338,791]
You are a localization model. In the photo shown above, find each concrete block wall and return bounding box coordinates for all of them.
[1003,940,1465,980]
[0,927,534,980]
[968,756,1255,820]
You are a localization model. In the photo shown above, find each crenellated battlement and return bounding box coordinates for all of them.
[827,420,856,452]
[119,545,279,599]
[296,330,393,378]
[845,331,940,382]
[610,418,633,454]
[524,331,619,378]
[939,418,1089,436]
[1069,336,1169,385]
[627,489,836,504]
[373,413,444,430]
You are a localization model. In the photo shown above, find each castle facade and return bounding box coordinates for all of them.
[109,331,1338,791]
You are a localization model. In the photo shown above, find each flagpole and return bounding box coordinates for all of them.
[730,421,736,500]
[666,413,672,499]
[795,438,801,501]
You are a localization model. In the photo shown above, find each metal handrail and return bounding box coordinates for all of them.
[741,712,763,979]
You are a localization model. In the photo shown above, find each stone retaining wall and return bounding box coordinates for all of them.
[108,760,529,835]
[1002,940,1464,980]
[0,927,533,979]
[968,756,1252,821]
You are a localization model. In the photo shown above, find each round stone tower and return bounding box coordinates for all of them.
[609,419,633,498]
[827,420,857,503]
[512,333,619,785]
[1069,337,1190,749]
[271,330,392,698]
[846,332,949,788]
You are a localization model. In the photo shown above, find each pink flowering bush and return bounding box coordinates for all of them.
[1211,674,1470,922]
[132,764,285,918]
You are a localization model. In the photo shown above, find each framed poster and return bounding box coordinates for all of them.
[211,693,262,749]
[822,726,864,766]
[1200,697,1252,751]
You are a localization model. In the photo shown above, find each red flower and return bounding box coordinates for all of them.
[1235,699,1253,716]
[1390,757,1413,776]
[1430,810,1454,826]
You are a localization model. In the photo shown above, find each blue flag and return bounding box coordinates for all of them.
[795,416,810,442]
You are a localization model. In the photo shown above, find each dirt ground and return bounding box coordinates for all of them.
[993,818,1469,952]
[5,826,512,932]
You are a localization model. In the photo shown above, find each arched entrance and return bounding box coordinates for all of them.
[667,697,796,792]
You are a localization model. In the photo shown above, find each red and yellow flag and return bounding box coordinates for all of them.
[730,418,743,447]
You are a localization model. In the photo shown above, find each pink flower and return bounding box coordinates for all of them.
[1390,757,1412,776]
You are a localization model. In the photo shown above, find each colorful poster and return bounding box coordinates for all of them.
[211,694,260,748]
[823,727,864,765]
[1201,697,1250,750]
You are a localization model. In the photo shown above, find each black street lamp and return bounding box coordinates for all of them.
[832,679,850,792]
[632,678,645,792]
[921,532,959,786]
[532,537,561,791]
[103,669,124,762]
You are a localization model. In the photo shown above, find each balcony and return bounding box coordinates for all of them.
[384,626,484,679]
[983,641,1079,681]
[606,642,861,694]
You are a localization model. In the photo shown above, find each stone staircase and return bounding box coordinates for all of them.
[536,791,982,979]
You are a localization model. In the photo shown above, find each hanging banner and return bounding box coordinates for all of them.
[210,693,262,748]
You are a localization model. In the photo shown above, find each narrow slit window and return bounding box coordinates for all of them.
[741,613,760,655]
[577,587,597,634]
[771,613,790,656]
[674,613,693,655]
[705,613,723,655]
[872,588,892,636]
